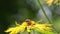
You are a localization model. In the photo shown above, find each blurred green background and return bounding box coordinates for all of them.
[0,0,60,34]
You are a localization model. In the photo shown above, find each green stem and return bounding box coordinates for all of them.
[37,0,58,33]
[37,0,52,23]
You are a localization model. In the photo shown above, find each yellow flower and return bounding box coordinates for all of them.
[45,0,59,6]
[54,0,58,4]
[45,0,53,6]
[5,19,53,34]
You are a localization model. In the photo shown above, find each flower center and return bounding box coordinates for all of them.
[25,19,35,26]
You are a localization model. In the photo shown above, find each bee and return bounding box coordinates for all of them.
[25,19,35,26]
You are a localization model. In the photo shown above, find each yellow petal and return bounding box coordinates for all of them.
[45,0,53,6]
[5,27,14,32]
[5,25,26,34]
[34,23,52,31]
[15,21,20,26]
[22,22,27,26]
[31,21,35,25]
[27,26,31,32]
[54,0,58,4]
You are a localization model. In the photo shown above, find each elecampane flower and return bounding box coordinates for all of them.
[5,19,53,34]
[45,0,59,6]
[45,0,53,6]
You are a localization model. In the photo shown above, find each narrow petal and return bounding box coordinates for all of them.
[5,27,14,32]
